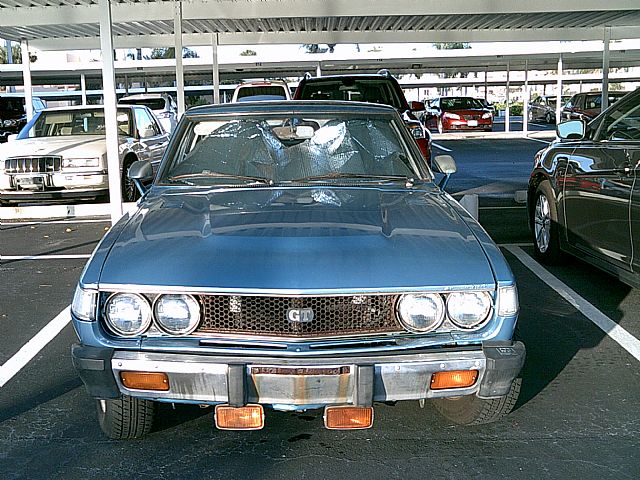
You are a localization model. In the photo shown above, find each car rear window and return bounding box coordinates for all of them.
[0,97,25,114]
[297,79,404,110]
[236,86,288,100]
[119,98,166,110]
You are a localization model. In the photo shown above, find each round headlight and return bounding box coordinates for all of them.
[446,291,492,329]
[154,294,200,335]
[397,293,445,333]
[104,293,152,336]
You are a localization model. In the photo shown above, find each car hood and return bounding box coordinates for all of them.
[98,187,496,292]
[0,135,106,159]
[444,108,488,115]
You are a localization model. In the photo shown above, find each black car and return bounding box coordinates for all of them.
[527,87,640,286]
[294,70,431,163]
[0,96,46,143]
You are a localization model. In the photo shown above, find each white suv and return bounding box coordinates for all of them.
[231,80,291,102]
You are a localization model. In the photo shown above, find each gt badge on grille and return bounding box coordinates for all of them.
[287,308,315,323]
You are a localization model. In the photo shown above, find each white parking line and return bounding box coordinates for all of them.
[0,306,71,388]
[2,219,109,226]
[432,142,452,152]
[506,246,640,363]
[1,254,91,260]
[526,137,552,145]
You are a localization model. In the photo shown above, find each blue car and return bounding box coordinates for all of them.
[71,101,524,439]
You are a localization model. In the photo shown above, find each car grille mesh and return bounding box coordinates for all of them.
[5,156,62,174]
[196,294,403,337]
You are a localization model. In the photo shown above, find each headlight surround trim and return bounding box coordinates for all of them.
[103,292,152,337]
[152,293,201,336]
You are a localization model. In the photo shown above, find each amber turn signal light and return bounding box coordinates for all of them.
[324,406,374,430]
[120,371,170,391]
[215,404,264,430]
[430,370,478,390]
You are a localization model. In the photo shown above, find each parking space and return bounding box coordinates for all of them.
[1,137,639,478]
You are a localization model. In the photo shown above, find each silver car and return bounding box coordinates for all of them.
[0,105,169,204]
[119,93,178,133]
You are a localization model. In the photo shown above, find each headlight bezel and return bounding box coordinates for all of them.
[61,157,101,169]
[152,293,201,336]
[396,289,505,334]
[446,291,493,329]
[396,293,446,333]
[103,292,153,337]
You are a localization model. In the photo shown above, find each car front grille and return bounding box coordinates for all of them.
[196,294,403,338]
[5,156,63,174]
[463,114,481,120]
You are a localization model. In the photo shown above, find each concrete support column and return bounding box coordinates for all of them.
[316,63,322,77]
[602,26,611,111]
[20,38,34,122]
[523,60,529,136]
[504,62,510,133]
[80,73,87,105]
[174,0,186,117]
[99,0,123,224]
[556,55,563,124]
[484,67,488,101]
[212,33,220,104]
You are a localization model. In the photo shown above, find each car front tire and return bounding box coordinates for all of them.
[532,181,564,264]
[121,157,141,203]
[431,377,521,425]
[97,396,155,440]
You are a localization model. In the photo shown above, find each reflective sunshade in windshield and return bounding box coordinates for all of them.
[160,113,425,186]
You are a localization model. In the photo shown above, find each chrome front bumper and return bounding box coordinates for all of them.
[71,342,525,407]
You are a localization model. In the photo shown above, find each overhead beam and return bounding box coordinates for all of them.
[22,25,640,51]
[1,1,639,27]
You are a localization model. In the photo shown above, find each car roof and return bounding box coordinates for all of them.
[301,73,396,82]
[187,100,398,117]
[120,93,169,100]
[37,105,135,112]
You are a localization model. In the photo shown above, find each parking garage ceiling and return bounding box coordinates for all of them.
[0,1,640,51]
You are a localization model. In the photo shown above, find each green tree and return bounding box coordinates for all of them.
[240,49,257,56]
[302,44,337,54]
[0,44,37,64]
[149,47,199,59]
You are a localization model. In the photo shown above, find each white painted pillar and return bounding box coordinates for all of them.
[212,33,220,104]
[174,0,186,117]
[602,26,611,111]
[20,38,34,122]
[316,63,322,77]
[80,73,87,106]
[484,66,488,101]
[504,62,510,133]
[99,0,123,223]
[523,60,529,136]
[556,55,563,124]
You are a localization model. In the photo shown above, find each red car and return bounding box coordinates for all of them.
[424,97,493,133]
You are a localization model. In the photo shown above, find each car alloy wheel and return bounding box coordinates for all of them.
[534,194,551,253]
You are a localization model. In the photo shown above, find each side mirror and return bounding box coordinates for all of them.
[410,101,426,112]
[432,154,457,190]
[557,119,585,140]
[127,160,153,195]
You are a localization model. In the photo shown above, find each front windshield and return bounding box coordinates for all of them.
[441,97,485,110]
[26,109,133,138]
[159,112,427,185]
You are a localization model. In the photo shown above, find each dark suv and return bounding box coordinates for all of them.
[0,96,46,143]
[294,70,431,163]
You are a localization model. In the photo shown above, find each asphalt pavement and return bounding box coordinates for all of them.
[1,135,639,480]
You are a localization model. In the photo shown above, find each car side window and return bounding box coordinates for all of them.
[596,95,640,142]
[134,107,161,138]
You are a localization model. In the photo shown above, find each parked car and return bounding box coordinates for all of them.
[71,101,524,439]
[231,80,292,102]
[119,93,178,133]
[0,105,169,204]
[527,87,640,286]
[424,97,493,133]
[0,95,46,143]
[561,91,627,122]
[528,95,571,124]
[294,70,431,163]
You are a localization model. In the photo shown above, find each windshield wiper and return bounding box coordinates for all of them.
[167,172,273,185]
[290,172,415,185]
